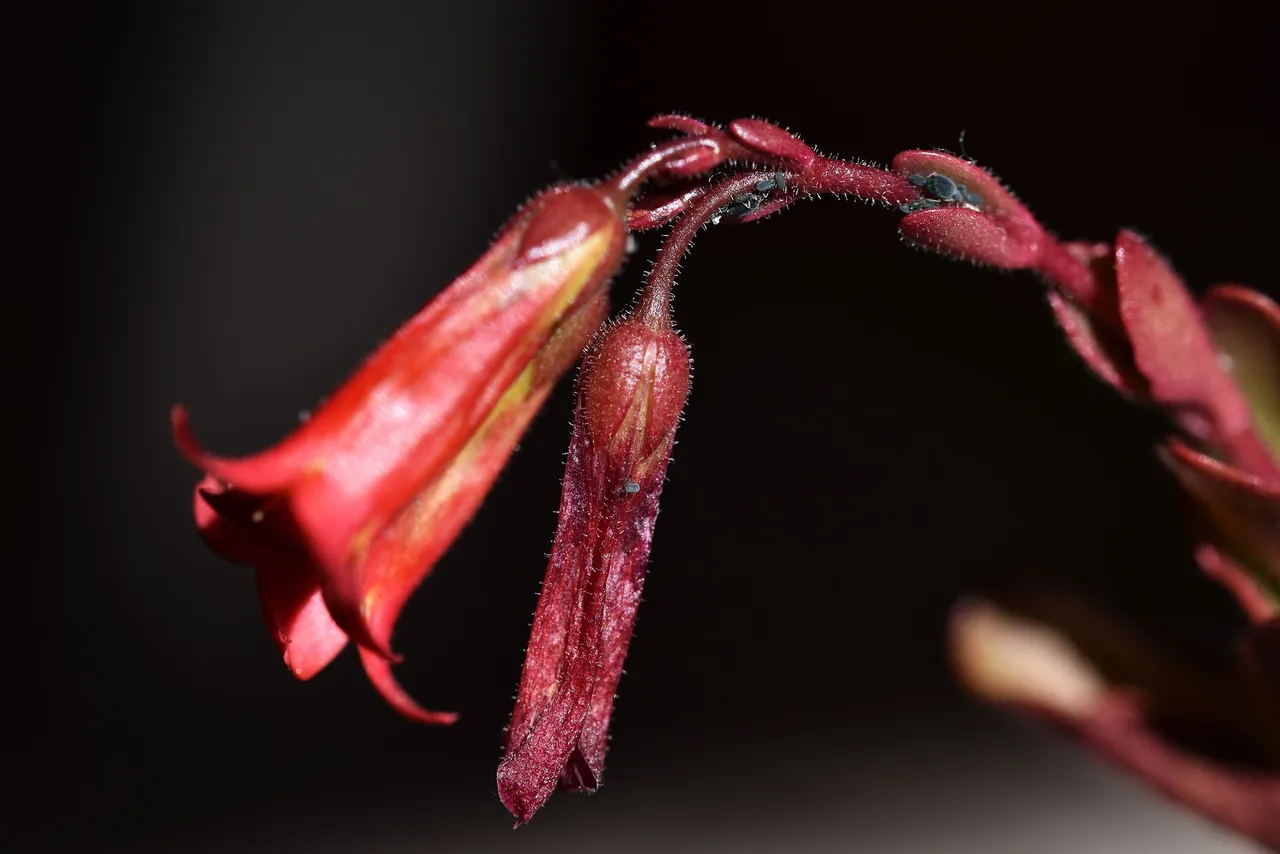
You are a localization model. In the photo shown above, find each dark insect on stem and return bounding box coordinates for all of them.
[901,171,984,214]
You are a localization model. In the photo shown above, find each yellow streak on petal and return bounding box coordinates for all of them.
[359,359,547,616]
[513,228,615,330]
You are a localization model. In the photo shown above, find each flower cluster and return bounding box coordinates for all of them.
[174,115,1278,842]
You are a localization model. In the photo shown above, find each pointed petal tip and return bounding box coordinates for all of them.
[359,647,458,726]
[171,403,305,493]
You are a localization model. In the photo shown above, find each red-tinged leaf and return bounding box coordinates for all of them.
[1161,437,1280,597]
[1205,285,1280,467]
[660,146,726,177]
[1047,290,1148,397]
[1114,231,1255,451]
[648,114,713,135]
[728,118,816,166]
[627,186,706,230]
[173,405,311,495]
[899,207,1039,267]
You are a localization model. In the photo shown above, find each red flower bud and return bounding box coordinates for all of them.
[497,312,691,825]
[173,184,626,721]
[893,150,1045,267]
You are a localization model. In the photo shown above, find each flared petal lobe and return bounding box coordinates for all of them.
[498,317,691,825]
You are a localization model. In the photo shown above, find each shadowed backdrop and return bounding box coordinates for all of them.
[16,2,1276,851]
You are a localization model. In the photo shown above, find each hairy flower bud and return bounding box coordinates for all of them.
[583,322,691,473]
[497,314,690,825]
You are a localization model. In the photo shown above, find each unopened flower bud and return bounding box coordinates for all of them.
[582,321,691,478]
[498,312,691,825]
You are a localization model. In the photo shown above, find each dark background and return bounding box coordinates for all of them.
[14,3,1276,851]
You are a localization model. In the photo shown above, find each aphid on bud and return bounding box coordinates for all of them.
[624,481,641,494]
[903,172,984,214]
[755,171,787,193]
[712,172,791,224]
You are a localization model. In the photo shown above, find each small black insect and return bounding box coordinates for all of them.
[712,191,765,223]
[901,171,984,214]
[755,171,787,194]
[713,171,790,224]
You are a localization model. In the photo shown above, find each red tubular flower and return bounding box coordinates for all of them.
[173,183,632,722]
[496,303,691,825]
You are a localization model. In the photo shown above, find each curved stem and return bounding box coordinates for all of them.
[606,134,754,201]
[637,171,785,330]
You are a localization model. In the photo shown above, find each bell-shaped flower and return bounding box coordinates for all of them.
[173,184,630,721]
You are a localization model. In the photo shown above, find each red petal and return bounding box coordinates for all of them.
[195,479,349,679]
[193,478,278,566]
[257,565,348,681]
[359,647,457,725]
[899,207,1038,267]
[290,189,622,583]
[1114,231,1254,450]
[1047,290,1148,397]
[173,405,312,494]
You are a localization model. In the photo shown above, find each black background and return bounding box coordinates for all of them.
[14,3,1277,851]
